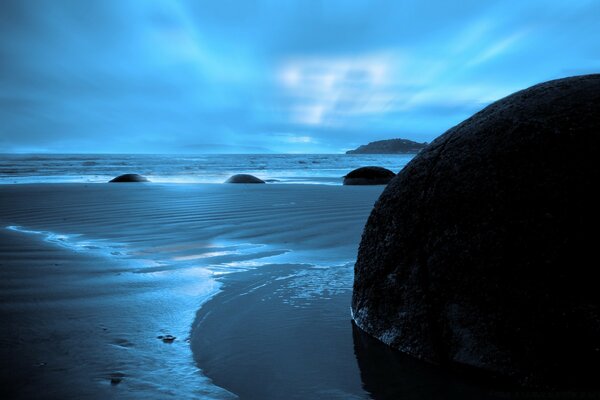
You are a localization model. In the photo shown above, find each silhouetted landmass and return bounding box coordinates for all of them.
[346,139,427,154]
[352,74,600,388]
[343,166,395,185]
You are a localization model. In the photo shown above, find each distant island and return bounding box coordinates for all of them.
[346,138,428,154]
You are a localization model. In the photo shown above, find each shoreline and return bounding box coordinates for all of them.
[0,182,574,399]
[191,261,516,399]
[191,262,368,399]
[0,153,416,186]
[1,183,384,398]
[0,227,232,400]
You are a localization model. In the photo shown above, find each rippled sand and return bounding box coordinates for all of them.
[0,183,510,399]
[0,183,382,399]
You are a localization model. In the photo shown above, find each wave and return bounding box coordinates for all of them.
[0,153,415,185]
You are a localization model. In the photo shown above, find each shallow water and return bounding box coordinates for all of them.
[193,263,511,400]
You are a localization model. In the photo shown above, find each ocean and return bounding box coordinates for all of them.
[0,153,504,399]
[0,153,415,185]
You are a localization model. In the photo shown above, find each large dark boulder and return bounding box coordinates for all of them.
[109,173,149,182]
[343,166,395,185]
[225,174,265,184]
[352,74,600,388]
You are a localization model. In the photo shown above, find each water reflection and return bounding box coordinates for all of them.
[351,321,510,400]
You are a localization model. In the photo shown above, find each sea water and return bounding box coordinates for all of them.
[0,153,415,184]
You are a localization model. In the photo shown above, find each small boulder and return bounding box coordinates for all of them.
[343,166,395,185]
[157,334,176,343]
[109,372,125,385]
[109,174,149,183]
[225,174,265,184]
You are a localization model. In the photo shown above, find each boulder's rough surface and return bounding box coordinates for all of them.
[352,74,600,387]
[225,174,265,184]
[109,174,149,183]
[343,166,396,186]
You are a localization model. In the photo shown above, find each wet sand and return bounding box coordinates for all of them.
[0,226,230,400]
[1,183,527,399]
[192,262,513,399]
[0,183,381,398]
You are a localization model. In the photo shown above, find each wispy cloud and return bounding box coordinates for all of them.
[0,0,599,153]
[467,31,527,66]
[278,53,398,126]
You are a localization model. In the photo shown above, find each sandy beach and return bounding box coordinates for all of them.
[0,183,517,399]
[0,183,388,398]
[2,0,597,397]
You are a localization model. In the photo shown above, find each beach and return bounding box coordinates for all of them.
[2,0,597,396]
[192,263,509,400]
[0,183,509,399]
[0,183,378,398]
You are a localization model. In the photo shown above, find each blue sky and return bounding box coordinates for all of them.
[1,0,599,153]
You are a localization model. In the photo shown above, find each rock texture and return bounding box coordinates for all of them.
[351,74,600,387]
[346,138,427,154]
[343,166,396,185]
[225,174,265,184]
[109,174,149,182]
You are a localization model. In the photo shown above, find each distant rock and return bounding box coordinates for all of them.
[109,174,149,183]
[346,139,427,154]
[225,174,265,184]
[352,74,600,387]
[343,166,395,185]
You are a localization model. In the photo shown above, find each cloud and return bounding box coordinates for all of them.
[277,53,398,126]
[284,135,316,144]
[467,31,527,66]
[0,0,599,153]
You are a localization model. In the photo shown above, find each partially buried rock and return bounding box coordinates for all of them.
[352,74,600,388]
[343,166,395,185]
[109,174,149,183]
[225,174,265,184]
[109,372,125,385]
[157,334,176,343]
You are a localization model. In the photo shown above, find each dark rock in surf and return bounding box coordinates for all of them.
[109,174,149,183]
[343,166,395,185]
[225,174,265,184]
[352,74,600,387]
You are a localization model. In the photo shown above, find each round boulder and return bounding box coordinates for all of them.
[352,74,600,387]
[225,174,265,184]
[343,166,396,185]
[109,174,149,183]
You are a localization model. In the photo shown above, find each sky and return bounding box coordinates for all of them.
[0,0,599,154]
